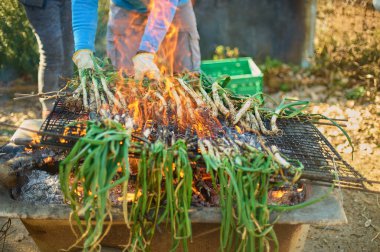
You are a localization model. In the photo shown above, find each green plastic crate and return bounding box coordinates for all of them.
[200,57,263,96]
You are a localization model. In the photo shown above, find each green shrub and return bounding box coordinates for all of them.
[0,0,109,81]
[95,0,109,58]
[0,0,38,81]
[345,86,366,100]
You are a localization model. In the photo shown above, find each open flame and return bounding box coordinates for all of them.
[31,132,41,145]
[147,0,179,75]
[114,75,222,137]
[106,1,219,137]
[24,132,41,152]
[271,190,286,199]
[113,0,180,76]
[59,124,87,144]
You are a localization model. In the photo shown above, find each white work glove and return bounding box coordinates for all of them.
[132,52,161,81]
[72,49,94,70]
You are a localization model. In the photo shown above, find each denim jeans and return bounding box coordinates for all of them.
[106,2,201,75]
[23,0,74,112]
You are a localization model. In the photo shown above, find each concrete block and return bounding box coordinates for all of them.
[10,119,43,145]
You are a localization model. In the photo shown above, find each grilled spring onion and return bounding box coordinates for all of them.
[60,120,131,252]
[126,140,193,252]
[60,121,193,252]
[199,138,307,252]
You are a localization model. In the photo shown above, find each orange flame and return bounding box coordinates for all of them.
[43,156,53,164]
[31,133,41,145]
[107,2,222,137]
[147,0,179,75]
[235,126,242,134]
[112,1,180,76]
[59,124,86,144]
[271,190,286,199]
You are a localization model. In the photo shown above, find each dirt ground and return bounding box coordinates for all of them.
[1,1,380,252]
[0,83,40,251]
[271,85,380,252]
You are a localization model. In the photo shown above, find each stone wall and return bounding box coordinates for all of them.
[193,0,317,66]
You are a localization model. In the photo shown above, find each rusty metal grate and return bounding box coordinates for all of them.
[39,98,371,191]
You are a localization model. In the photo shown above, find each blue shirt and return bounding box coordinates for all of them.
[72,0,189,53]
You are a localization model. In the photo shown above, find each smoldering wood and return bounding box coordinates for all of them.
[0,146,66,189]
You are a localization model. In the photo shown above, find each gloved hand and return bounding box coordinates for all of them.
[132,52,161,81]
[72,49,94,70]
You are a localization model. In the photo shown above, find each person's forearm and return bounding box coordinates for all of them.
[72,0,98,51]
[139,0,179,53]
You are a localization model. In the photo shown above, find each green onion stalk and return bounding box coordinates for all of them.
[127,140,193,251]
[60,120,193,252]
[126,140,192,252]
[60,120,131,252]
[199,138,306,252]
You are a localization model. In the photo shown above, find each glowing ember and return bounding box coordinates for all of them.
[43,156,53,164]
[118,191,142,202]
[271,190,286,199]
[30,133,41,145]
[235,125,243,134]
[268,184,306,206]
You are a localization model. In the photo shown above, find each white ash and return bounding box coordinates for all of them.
[19,170,63,204]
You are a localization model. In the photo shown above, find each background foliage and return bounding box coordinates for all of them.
[0,0,38,81]
[0,0,109,82]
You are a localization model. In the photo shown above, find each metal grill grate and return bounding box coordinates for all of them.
[39,98,88,148]
[262,118,368,190]
[39,98,371,191]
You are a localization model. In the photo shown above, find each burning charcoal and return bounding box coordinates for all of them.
[0,148,65,189]
[268,183,306,206]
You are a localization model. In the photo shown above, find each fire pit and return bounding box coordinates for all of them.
[0,172,346,252]
[0,117,349,252]
[2,77,375,252]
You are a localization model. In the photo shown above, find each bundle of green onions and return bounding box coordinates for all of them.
[126,140,193,251]
[60,120,132,251]
[199,138,303,251]
[60,120,194,251]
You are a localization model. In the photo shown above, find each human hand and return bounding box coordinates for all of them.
[132,52,161,81]
[72,49,94,70]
